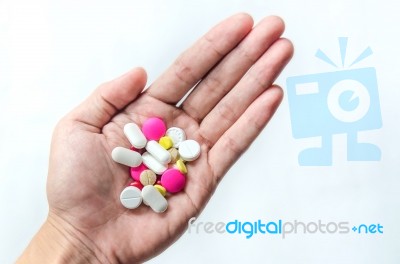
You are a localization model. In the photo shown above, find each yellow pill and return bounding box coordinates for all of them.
[176,159,187,174]
[154,184,167,196]
[159,136,173,150]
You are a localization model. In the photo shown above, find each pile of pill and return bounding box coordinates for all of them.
[111,117,200,213]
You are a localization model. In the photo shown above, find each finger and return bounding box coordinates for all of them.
[208,85,283,179]
[146,13,254,104]
[68,67,147,129]
[200,38,293,144]
[182,16,285,121]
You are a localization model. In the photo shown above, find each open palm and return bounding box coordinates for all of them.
[45,14,293,263]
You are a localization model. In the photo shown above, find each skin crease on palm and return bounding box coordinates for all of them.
[17,13,293,263]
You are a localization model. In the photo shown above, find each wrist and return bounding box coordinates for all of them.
[17,213,111,264]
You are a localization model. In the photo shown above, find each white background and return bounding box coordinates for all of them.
[1,0,400,263]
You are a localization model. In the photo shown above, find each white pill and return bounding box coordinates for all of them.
[124,123,147,149]
[142,152,167,175]
[120,186,142,209]
[112,147,142,167]
[146,140,171,164]
[142,185,168,213]
[166,127,186,148]
[178,140,201,161]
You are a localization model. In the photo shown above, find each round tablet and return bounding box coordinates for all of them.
[130,163,147,181]
[140,169,157,186]
[120,186,142,209]
[161,169,186,193]
[178,140,201,161]
[166,127,186,148]
[142,117,166,141]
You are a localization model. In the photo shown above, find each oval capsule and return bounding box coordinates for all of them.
[146,141,171,164]
[112,147,142,167]
[142,152,167,175]
[142,185,168,213]
[124,123,147,149]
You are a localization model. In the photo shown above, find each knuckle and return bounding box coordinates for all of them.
[236,43,257,64]
[174,56,195,86]
[217,100,239,125]
[203,34,225,57]
[224,135,245,157]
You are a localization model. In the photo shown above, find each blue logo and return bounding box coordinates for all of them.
[286,37,382,166]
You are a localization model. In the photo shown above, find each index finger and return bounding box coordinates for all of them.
[146,13,253,104]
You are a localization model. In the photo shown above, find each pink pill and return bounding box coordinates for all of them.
[142,117,166,141]
[130,163,147,181]
[129,181,144,190]
[161,169,186,193]
[130,146,143,154]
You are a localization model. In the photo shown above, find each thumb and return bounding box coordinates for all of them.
[68,67,147,129]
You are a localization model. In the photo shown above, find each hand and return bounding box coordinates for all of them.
[18,13,293,263]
